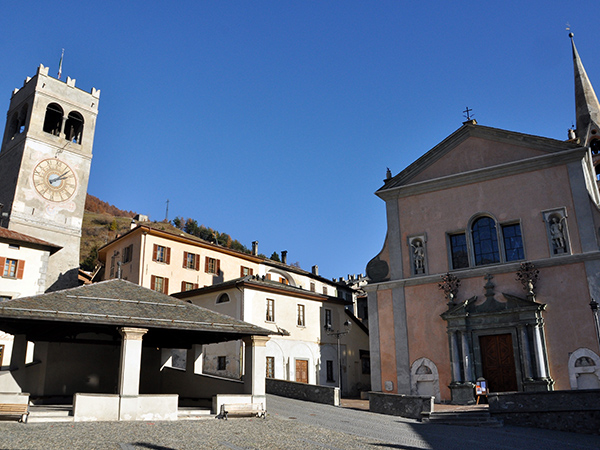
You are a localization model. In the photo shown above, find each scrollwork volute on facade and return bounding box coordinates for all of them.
[439,273,460,305]
[516,261,539,300]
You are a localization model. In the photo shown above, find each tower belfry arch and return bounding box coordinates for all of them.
[0,64,100,291]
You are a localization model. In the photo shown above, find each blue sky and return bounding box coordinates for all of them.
[1,2,599,280]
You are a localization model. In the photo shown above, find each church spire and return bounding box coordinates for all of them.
[570,32,600,148]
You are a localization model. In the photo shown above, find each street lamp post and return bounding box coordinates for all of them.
[590,299,600,350]
[325,319,352,395]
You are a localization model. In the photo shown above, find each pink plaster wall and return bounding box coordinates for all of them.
[410,137,548,184]
[404,283,451,399]
[376,289,398,392]
[535,263,599,389]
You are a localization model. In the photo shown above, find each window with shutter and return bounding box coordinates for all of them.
[16,260,24,279]
[205,257,220,274]
[154,245,168,263]
[151,275,168,293]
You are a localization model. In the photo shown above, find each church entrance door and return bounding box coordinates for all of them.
[479,334,518,392]
[295,359,308,383]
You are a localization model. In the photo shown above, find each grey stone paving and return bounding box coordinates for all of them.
[0,394,597,449]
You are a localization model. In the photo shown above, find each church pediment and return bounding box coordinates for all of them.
[442,292,545,320]
[379,123,579,193]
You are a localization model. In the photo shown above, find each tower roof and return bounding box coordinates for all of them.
[570,33,600,146]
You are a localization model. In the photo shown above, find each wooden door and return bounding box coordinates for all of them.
[479,334,518,392]
[295,359,308,383]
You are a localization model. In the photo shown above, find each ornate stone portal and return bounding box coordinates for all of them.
[441,273,553,404]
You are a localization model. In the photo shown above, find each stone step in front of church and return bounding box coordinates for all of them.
[422,410,503,427]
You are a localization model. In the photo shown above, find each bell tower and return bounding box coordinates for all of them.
[0,64,100,291]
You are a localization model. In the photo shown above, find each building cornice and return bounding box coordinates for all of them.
[377,146,588,201]
[364,251,600,292]
[174,277,350,305]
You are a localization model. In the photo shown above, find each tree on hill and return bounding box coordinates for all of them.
[81,245,99,272]
[270,252,280,262]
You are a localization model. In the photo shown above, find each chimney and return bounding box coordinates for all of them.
[251,241,258,256]
[312,265,319,276]
[130,219,136,230]
[281,250,288,264]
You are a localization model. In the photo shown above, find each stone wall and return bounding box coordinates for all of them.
[488,390,600,435]
[266,378,339,406]
[369,392,433,420]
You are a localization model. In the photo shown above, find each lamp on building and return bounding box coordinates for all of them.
[590,298,600,349]
[325,319,352,394]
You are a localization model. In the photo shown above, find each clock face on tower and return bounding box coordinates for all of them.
[32,158,77,202]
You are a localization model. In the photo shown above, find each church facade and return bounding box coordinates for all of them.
[365,35,600,403]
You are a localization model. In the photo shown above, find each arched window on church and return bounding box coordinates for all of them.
[64,111,84,144]
[43,103,63,136]
[472,217,500,266]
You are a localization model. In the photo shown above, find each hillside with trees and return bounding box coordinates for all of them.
[79,197,294,272]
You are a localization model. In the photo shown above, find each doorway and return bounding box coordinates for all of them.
[479,334,518,392]
[295,359,308,383]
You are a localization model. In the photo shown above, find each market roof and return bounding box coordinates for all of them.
[0,279,272,346]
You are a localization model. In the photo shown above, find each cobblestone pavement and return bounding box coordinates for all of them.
[0,395,597,450]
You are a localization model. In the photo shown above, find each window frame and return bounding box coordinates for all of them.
[297,304,305,327]
[152,244,171,264]
[205,256,220,275]
[266,356,275,379]
[447,215,526,270]
[3,259,18,278]
[266,299,275,322]
[181,281,198,292]
[1,258,24,279]
[326,360,335,382]
[183,251,200,270]
[217,356,226,371]
[216,293,230,304]
[150,275,169,294]
[122,244,134,264]
[324,308,332,328]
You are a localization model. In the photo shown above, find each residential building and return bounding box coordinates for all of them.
[0,228,60,368]
[173,275,371,397]
[365,34,600,404]
[98,223,262,294]
[98,222,371,396]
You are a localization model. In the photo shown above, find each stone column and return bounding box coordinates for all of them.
[532,321,548,379]
[518,325,533,380]
[449,331,462,383]
[242,335,270,396]
[118,327,148,396]
[9,334,27,371]
[460,331,474,382]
